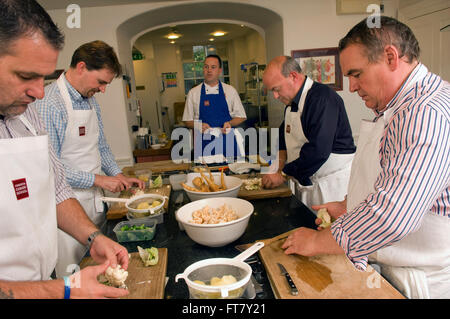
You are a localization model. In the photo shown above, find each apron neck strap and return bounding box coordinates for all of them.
[297,77,314,114]
[19,115,38,136]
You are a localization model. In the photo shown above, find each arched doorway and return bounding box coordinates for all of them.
[116,1,283,136]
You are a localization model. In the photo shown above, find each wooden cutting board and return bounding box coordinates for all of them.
[123,160,191,175]
[235,174,292,200]
[241,230,404,299]
[79,249,168,299]
[106,184,171,220]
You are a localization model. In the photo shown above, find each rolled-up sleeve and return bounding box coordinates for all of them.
[182,89,196,121]
[91,100,122,177]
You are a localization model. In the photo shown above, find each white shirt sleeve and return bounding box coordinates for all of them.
[182,85,199,121]
[224,84,246,119]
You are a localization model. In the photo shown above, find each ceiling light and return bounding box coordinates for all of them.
[209,38,215,42]
[170,40,176,44]
[166,28,181,40]
[212,31,226,37]
[167,33,180,39]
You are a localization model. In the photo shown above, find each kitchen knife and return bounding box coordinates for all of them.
[277,263,298,296]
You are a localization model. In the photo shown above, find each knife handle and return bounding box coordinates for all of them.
[284,273,298,296]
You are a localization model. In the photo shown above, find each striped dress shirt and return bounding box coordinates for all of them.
[0,105,75,204]
[32,75,122,189]
[331,64,450,271]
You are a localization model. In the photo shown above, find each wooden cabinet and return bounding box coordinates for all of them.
[133,140,173,163]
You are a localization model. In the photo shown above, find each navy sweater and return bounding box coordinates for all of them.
[279,79,356,186]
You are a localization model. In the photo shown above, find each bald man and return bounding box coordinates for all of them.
[262,56,356,209]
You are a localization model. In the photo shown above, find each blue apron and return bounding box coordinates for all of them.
[196,81,241,160]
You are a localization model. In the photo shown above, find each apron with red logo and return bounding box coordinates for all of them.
[54,74,104,278]
[0,115,57,281]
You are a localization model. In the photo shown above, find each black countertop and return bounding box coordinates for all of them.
[104,190,317,299]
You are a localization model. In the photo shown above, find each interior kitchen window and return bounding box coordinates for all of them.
[183,45,230,94]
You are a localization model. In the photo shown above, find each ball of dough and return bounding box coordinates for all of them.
[137,202,150,209]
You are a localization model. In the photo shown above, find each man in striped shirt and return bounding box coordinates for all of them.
[282,17,449,298]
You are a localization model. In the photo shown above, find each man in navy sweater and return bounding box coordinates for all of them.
[262,56,356,209]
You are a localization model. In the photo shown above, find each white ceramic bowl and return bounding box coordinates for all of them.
[183,173,243,202]
[176,197,254,247]
[125,194,166,218]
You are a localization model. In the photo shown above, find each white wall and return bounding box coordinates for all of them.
[257,0,399,136]
[45,0,401,162]
[132,40,160,132]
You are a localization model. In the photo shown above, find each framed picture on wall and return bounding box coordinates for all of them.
[291,47,343,91]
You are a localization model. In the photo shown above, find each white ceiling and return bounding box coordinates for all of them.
[38,1,257,46]
[38,0,183,10]
[137,23,255,46]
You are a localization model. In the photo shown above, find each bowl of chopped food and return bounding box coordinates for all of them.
[181,170,243,202]
[113,219,157,242]
[101,193,167,218]
[175,197,254,247]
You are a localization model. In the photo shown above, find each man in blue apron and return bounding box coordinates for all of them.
[262,56,356,209]
[183,55,246,163]
[281,17,450,299]
[0,0,129,298]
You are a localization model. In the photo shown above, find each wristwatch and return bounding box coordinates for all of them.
[86,230,102,250]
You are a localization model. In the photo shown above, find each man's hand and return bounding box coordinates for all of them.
[94,175,125,193]
[94,174,144,193]
[115,173,145,190]
[89,234,129,271]
[69,261,129,299]
[201,122,211,133]
[262,172,285,189]
[222,121,231,134]
[311,200,347,229]
[282,227,344,256]
[282,227,319,256]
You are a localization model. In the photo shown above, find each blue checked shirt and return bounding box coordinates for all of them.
[32,75,122,189]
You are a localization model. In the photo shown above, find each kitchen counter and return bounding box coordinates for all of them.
[103,189,317,299]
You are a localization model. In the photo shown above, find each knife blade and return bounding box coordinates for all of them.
[277,263,298,296]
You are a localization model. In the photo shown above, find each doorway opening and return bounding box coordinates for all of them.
[116,1,283,159]
[132,22,267,136]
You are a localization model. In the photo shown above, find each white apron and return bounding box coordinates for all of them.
[285,77,353,209]
[55,74,104,278]
[0,116,57,281]
[347,112,450,299]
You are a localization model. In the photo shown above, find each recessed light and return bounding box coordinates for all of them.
[212,31,226,37]
[167,33,180,39]
[209,38,215,42]
[170,40,175,44]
